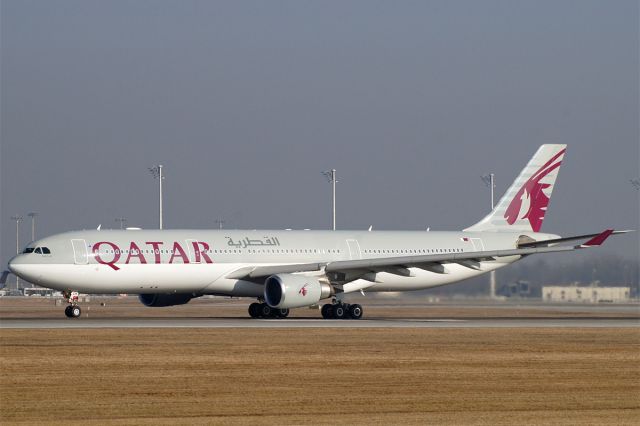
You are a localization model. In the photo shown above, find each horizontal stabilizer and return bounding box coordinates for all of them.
[0,271,10,288]
[519,229,632,249]
[581,229,614,247]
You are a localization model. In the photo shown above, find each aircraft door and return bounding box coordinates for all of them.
[346,239,362,260]
[470,238,485,251]
[71,239,88,265]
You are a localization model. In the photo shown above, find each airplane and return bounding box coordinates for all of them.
[4,144,630,319]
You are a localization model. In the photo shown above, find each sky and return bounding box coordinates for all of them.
[1,0,639,270]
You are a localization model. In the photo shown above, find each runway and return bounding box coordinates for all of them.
[1,317,638,329]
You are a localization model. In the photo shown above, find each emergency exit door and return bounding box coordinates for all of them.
[71,239,88,264]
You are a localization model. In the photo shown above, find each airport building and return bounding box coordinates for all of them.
[542,286,631,303]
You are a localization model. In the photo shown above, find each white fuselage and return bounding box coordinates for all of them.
[8,229,557,297]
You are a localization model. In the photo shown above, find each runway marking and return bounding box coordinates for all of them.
[255,318,466,322]
[1,317,638,329]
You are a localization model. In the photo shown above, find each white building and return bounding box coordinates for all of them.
[542,286,631,303]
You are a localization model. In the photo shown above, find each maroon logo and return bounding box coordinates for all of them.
[504,149,565,232]
[91,241,213,271]
[93,241,121,271]
[298,284,309,297]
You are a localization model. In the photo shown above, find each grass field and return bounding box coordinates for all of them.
[1,327,638,425]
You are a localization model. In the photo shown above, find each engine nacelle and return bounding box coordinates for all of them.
[264,274,332,309]
[138,293,195,307]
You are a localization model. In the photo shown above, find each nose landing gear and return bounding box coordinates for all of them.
[64,305,81,318]
[62,290,81,318]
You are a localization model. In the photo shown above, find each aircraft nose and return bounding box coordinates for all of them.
[7,256,43,286]
[8,257,20,275]
[8,256,28,279]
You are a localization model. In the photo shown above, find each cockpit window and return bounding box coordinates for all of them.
[28,247,51,255]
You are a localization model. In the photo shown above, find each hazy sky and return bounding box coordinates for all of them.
[1,0,638,268]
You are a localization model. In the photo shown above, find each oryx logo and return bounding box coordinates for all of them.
[298,284,309,297]
[504,148,565,232]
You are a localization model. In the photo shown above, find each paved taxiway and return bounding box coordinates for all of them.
[1,317,638,329]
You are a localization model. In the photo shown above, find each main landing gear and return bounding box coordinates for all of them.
[63,290,81,318]
[321,302,363,320]
[248,302,290,319]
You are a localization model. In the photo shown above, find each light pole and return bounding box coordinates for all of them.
[27,212,38,241]
[481,174,497,299]
[115,217,127,229]
[11,215,22,292]
[322,169,337,231]
[148,165,164,229]
[481,174,495,211]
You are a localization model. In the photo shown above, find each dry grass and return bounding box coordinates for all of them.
[1,328,639,425]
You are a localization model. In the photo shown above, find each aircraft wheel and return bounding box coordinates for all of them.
[259,303,272,318]
[64,305,73,318]
[248,303,260,318]
[275,308,289,319]
[321,304,333,319]
[333,304,346,319]
[349,304,363,320]
[70,306,81,318]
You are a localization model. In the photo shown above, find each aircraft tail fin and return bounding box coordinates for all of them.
[464,144,567,233]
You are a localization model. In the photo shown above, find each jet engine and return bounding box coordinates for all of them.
[264,274,332,309]
[138,293,196,307]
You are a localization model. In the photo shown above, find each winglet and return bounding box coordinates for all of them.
[581,229,614,247]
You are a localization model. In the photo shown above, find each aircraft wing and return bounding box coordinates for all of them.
[225,263,324,280]
[227,229,621,282]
